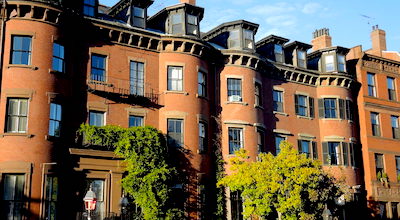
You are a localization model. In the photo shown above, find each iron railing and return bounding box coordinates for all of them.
[76,211,142,220]
[87,75,159,105]
[6,0,63,6]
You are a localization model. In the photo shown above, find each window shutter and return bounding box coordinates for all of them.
[339,99,345,119]
[337,143,342,165]
[342,142,349,166]
[295,95,299,115]
[322,142,329,165]
[312,141,318,160]
[318,99,325,118]
[309,97,315,118]
[346,100,353,120]
[395,127,400,139]
[297,139,302,153]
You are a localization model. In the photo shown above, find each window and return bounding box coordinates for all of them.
[83,0,96,16]
[243,29,254,49]
[367,73,376,97]
[1,174,25,220]
[44,176,58,220]
[11,36,32,65]
[297,50,306,68]
[230,191,243,220]
[132,6,145,28]
[6,98,28,133]
[391,202,398,220]
[298,140,317,159]
[48,103,62,137]
[257,130,265,153]
[167,119,183,148]
[130,61,144,96]
[129,115,143,127]
[91,54,106,81]
[337,54,346,72]
[198,71,206,97]
[375,153,384,177]
[295,95,314,117]
[273,90,284,112]
[326,142,341,165]
[396,156,400,182]
[198,122,207,153]
[324,98,337,118]
[228,30,240,49]
[387,77,396,101]
[322,142,351,166]
[392,115,400,139]
[254,83,262,106]
[228,128,243,154]
[187,14,198,36]
[274,44,284,62]
[371,112,380,136]
[85,179,105,219]
[52,43,65,72]
[345,100,354,121]
[275,135,285,155]
[89,110,104,126]
[325,55,334,72]
[167,66,183,91]
[171,13,183,35]
[227,78,242,102]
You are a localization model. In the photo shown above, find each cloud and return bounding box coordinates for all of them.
[302,2,322,14]
[246,2,295,15]
[230,0,255,6]
[265,15,297,27]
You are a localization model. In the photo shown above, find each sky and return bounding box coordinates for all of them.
[100,0,400,52]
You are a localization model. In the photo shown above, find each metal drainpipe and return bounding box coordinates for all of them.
[0,0,7,84]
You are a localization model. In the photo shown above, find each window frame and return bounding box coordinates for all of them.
[370,112,381,136]
[228,29,240,49]
[132,6,146,28]
[375,153,384,177]
[257,129,265,154]
[167,119,184,148]
[243,29,254,50]
[273,89,284,113]
[396,156,400,182]
[297,50,307,68]
[227,78,242,102]
[52,42,65,73]
[88,110,105,126]
[367,73,377,97]
[129,115,144,127]
[43,175,58,220]
[170,12,184,35]
[387,77,396,101]
[167,66,183,91]
[391,115,400,139]
[11,35,32,65]
[198,122,207,153]
[298,139,317,159]
[6,98,29,133]
[90,54,107,82]
[337,54,346,72]
[186,14,199,36]
[274,44,284,62]
[275,134,286,155]
[130,60,145,96]
[83,0,96,17]
[198,71,207,97]
[48,103,62,137]
[324,98,337,118]
[325,54,335,72]
[228,127,243,154]
[1,174,26,220]
[254,82,262,107]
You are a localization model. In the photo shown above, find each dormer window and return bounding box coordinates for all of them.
[274,44,284,62]
[187,14,198,35]
[325,55,334,72]
[83,0,96,17]
[171,13,184,35]
[297,50,306,68]
[244,30,254,49]
[228,30,240,49]
[133,6,145,28]
[338,54,346,72]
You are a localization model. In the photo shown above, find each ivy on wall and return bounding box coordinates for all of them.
[77,124,182,219]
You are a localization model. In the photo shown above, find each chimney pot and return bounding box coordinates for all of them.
[371,26,386,56]
[180,0,196,5]
[311,28,332,51]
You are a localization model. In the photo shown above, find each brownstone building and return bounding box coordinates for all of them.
[0,0,391,219]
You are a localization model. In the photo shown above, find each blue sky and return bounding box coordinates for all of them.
[100,0,400,52]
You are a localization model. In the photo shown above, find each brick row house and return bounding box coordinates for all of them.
[0,0,396,219]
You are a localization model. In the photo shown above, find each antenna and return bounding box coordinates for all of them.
[360,14,375,26]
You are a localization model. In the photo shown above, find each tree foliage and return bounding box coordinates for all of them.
[78,124,180,220]
[218,141,343,220]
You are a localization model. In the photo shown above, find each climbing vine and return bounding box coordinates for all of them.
[77,124,181,220]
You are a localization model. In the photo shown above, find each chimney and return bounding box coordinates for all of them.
[371,25,387,56]
[311,28,332,51]
[180,0,196,5]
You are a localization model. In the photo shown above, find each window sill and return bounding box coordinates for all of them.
[7,64,38,70]
[197,149,207,154]
[297,115,313,120]
[320,118,343,121]
[225,101,248,106]
[87,80,111,86]
[0,133,34,138]
[49,69,65,75]
[367,135,400,141]
[164,90,189,95]
[45,135,60,141]
[196,94,209,100]
[273,111,288,116]
[254,105,264,110]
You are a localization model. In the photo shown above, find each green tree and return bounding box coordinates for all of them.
[218,141,343,220]
[78,124,180,220]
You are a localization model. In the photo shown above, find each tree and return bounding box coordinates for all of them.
[78,124,181,220]
[218,141,343,220]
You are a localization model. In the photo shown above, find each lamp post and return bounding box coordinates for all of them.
[83,187,97,220]
[322,204,332,220]
[120,194,129,216]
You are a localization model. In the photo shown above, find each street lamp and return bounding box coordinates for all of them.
[120,194,129,214]
[83,187,97,220]
[322,204,332,220]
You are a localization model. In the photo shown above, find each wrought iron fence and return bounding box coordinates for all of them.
[75,211,142,220]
